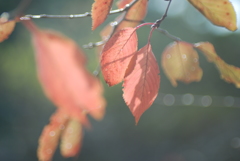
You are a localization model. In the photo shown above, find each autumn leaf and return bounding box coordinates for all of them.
[187,0,237,31]
[161,41,203,87]
[101,27,138,86]
[91,0,113,30]
[195,42,240,88]
[0,19,16,42]
[123,44,160,124]
[100,0,148,41]
[116,0,148,30]
[116,0,133,8]
[38,110,69,161]
[24,21,106,126]
[60,118,83,158]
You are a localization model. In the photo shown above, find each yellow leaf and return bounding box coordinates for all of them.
[60,119,83,158]
[195,42,240,88]
[188,0,237,31]
[0,19,15,42]
[161,41,203,87]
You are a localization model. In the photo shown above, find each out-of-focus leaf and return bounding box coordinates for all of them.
[24,21,106,126]
[161,41,203,87]
[101,27,138,86]
[116,0,148,30]
[91,0,114,30]
[88,96,106,120]
[116,0,133,8]
[123,44,160,124]
[60,119,83,158]
[100,0,148,41]
[38,110,69,161]
[0,19,15,42]
[195,42,240,88]
[100,13,125,41]
[187,0,237,31]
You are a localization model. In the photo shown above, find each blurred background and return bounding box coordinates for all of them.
[0,0,240,160]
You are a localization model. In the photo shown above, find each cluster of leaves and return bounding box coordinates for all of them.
[0,0,239,160]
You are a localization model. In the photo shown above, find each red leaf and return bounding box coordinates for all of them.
[25,22,106,126]
[123,44,160,124]
[101,27,138,86]
[60,119,83,158]
[38,110,69,161]
[161,41,203,87]
[91,0,114,30]
[0,19,15,42]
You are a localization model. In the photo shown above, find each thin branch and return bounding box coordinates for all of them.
[19,0,139,20]
[152,0,172,29]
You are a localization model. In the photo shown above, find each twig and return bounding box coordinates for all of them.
[152,0,172,29]
[19,0,139,20]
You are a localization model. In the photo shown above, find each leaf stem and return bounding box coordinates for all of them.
[135,22,154,30]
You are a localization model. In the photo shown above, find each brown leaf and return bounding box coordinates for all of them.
[38,110,69,161]
[101,27,138,86]
[24,21,106,126]
[195,42,240,88]
[123,44,160,124]
[161,41,203,87]
[60,118,83,158]
[188,0,237,31]
[0,19,15,42]
[92,0,114,30]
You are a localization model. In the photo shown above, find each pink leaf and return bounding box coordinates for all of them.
[101,27,138,86]
[24,22,106,126]
[123,44,160,124]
